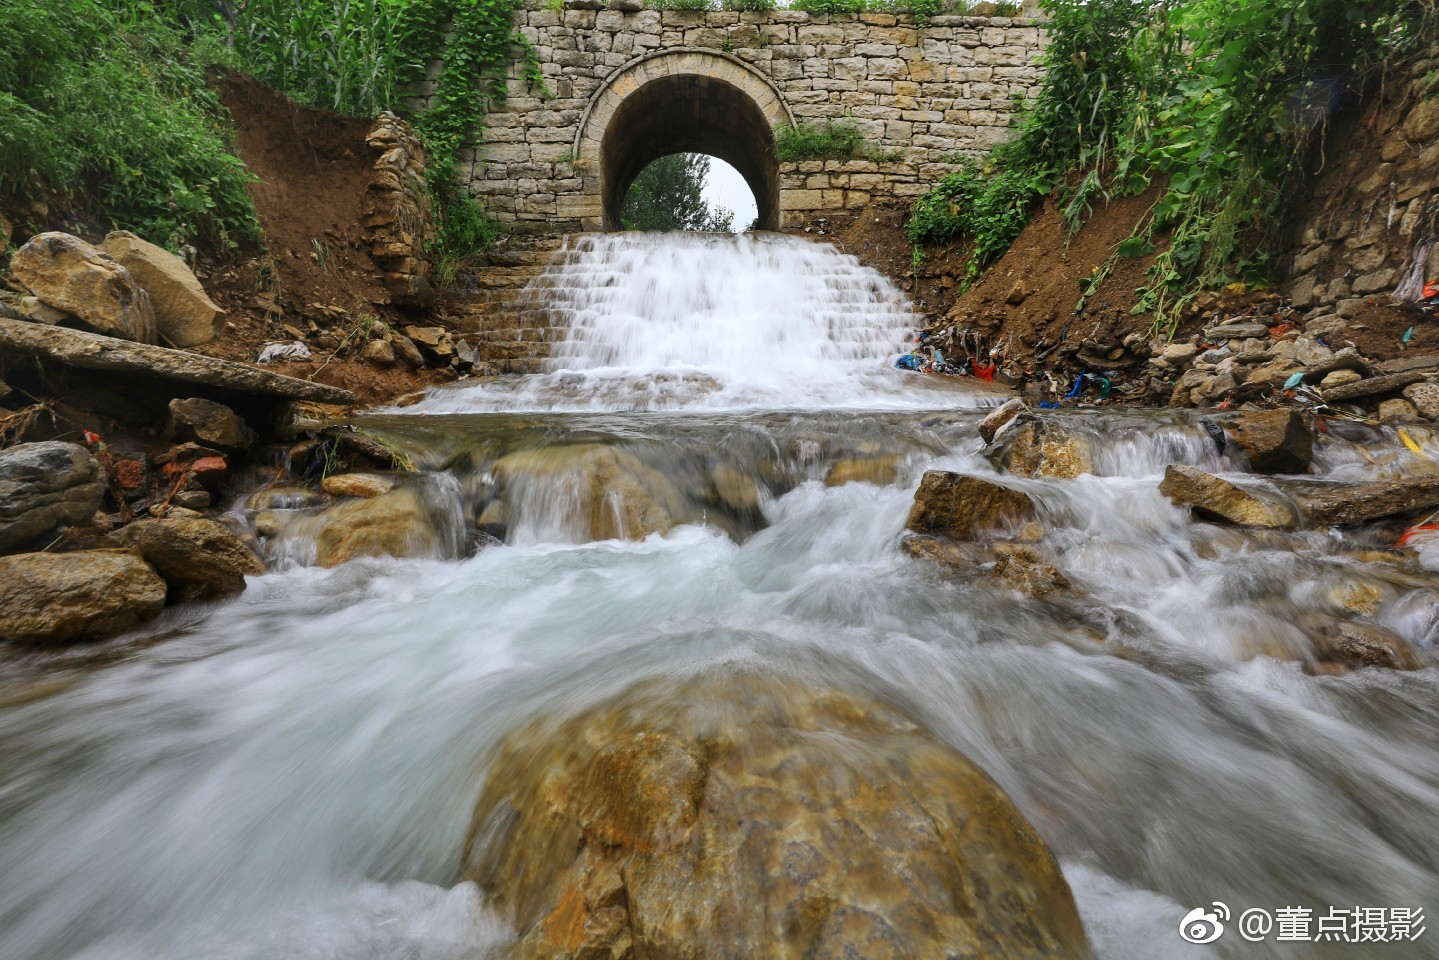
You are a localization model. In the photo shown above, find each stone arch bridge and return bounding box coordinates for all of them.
[418,2,1046,232]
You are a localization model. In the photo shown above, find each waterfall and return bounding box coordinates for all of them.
[408,232,1003,413]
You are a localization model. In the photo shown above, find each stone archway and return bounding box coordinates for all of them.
[573,50,794,231]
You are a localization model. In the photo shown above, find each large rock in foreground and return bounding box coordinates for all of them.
[0,550,166,643]
[104,516,264,601]
[100,231,226,347]
[1159,465,1297,528]
[989,419,1094,479]
[906,470,1037,541]
[0,317,353,404]
[464,673,1089,960]
[1219,409,1313,474]
[10,232,156,343]
[1274,475,1439,526]
[493,444,690,542]
[313,485,457,566]
[0,441,105,552]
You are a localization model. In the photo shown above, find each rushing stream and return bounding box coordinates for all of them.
[2,234,1439,960]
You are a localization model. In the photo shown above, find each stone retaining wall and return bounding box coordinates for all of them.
[362,113,437,309]
[405,3,1046,231]
[1283,47,1439,313]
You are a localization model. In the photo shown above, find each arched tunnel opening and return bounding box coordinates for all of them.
[601,73,779,232]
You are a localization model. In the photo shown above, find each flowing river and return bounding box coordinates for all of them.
[2,233,1438,960]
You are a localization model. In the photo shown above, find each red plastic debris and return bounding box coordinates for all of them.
[1397,524,1439,548]
[973,362,997,381]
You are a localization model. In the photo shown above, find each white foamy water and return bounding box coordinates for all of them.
[407,232,1006,413]
[4,232,1439,960]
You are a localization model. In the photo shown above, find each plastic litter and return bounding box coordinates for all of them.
[1397,524,1439,548]
[1398,428,1429,460]
[257,341,313,363]
[1282,371,1305,390]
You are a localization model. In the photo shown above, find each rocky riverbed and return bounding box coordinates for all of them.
[2,231,1439,960]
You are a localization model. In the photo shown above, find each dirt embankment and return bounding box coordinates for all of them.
[806,151,1432,406]
[199,72,455,406]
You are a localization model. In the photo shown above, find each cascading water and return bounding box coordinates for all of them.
[410,232,1006,412]
[2,233,1439,960]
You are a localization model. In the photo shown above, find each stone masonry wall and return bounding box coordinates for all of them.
[406,3,1046,231]
[1283,46,1439,314]
[362,113,438,309]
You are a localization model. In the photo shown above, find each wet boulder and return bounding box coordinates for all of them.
[907,471,1037,541]
[0,441,105,552]
[709,464,761,514]
[899,533,992,575]
[1218,409,1313,474]
[493,445,690,542]
[978,397,1029,444]
[0,550,166,643]
[321,472,396,499]
[464,672,1089,960]
[104,516,264,602]
[990,419,1095,479]
[313,485,456,567]
[99,230,226,347]
[1298,615,1422,672]
[1272,475,1439,527]
[824,455,899,487]
[10,232,156,343]
[1159,465,1298,528]
[990,544,1073,597]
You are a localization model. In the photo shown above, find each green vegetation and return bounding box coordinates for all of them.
[790,0,867,13]
[908,164,1049,288]
[0,0,540,269]
[775,121,869,161]
[185,0,543,273]
[908,0,1437,331]
[648,0,1006,15]
[0,0,258,252]
[774,119,905,162]
[774,119,904,163]
[621,154,735,232]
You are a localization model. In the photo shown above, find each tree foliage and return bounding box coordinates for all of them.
[622,154,735,233]
[0,0,258,251]
[909,0,1438,330]
[0,0,538,264]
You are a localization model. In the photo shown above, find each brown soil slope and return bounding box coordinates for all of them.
[202,72,451,404]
